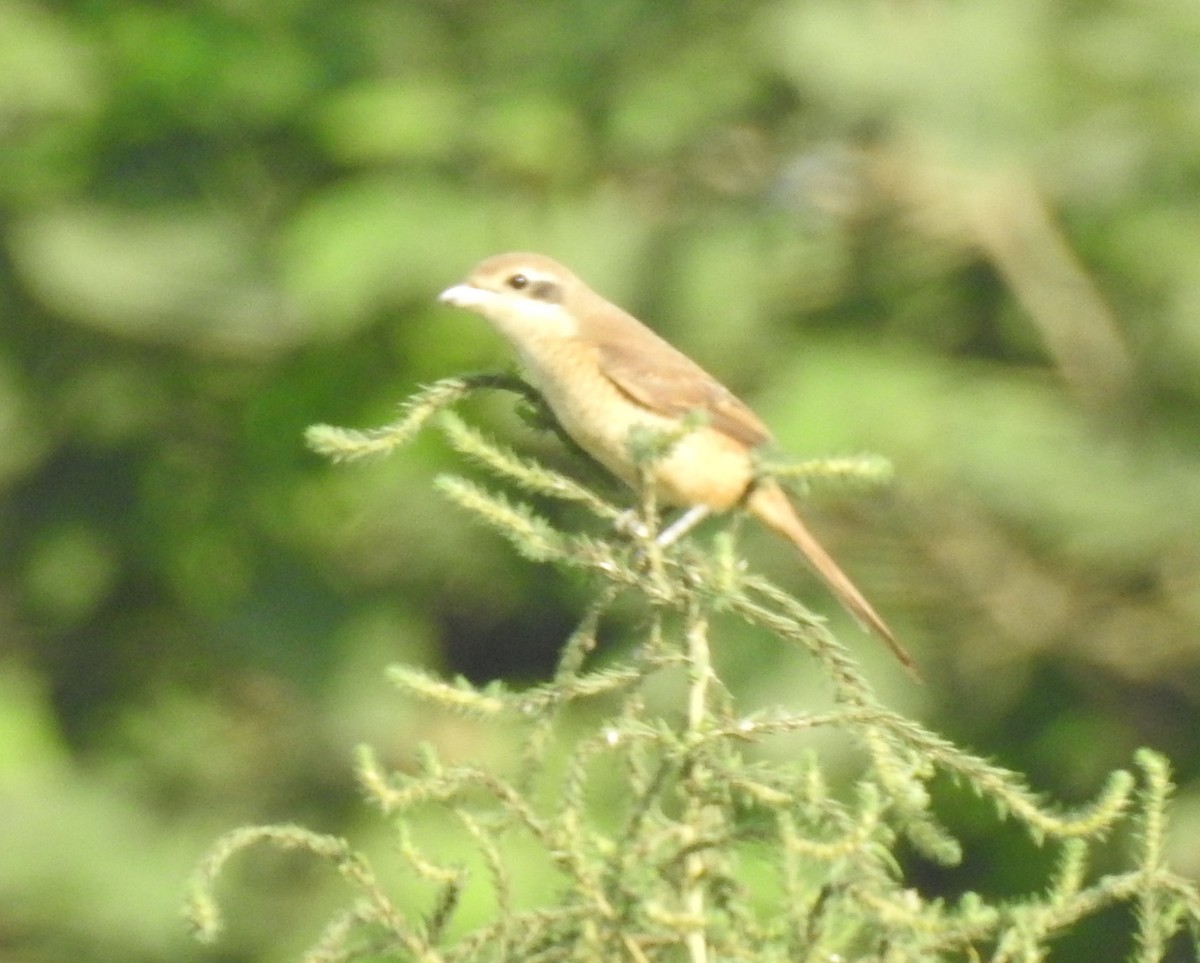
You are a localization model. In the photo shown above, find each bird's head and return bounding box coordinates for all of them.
[439,252,587,342]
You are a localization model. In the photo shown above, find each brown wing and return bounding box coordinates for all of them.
[596,338,772,449]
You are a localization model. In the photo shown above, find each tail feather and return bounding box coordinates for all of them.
[747,482,921,681]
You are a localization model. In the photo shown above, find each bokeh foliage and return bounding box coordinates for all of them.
[1,0,1199,961]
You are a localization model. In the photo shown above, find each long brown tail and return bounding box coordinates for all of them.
[747,481,921,681]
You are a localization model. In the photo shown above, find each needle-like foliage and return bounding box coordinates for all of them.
[188,375,1200,962]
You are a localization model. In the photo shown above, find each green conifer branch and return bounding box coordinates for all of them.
[186,377,1200,961]
[305,373,535,462]
[758,450,895,497]
[438,411,624,522]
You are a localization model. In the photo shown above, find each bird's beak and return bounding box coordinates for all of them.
[439,283,492,310]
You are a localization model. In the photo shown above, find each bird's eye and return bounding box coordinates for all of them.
[507,273,529,291]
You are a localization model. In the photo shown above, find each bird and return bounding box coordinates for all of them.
[439,252,916,677]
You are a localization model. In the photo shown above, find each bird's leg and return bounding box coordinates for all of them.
[614,502,710,557]
[614,508,652,540]
[655,504,712,548]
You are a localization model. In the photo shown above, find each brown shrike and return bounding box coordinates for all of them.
[439,252,916,677]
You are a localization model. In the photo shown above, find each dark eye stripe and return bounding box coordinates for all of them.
[503,272,562,303]
[528,280,562,303]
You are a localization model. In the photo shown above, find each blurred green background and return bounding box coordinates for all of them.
[2,0,1199,960]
